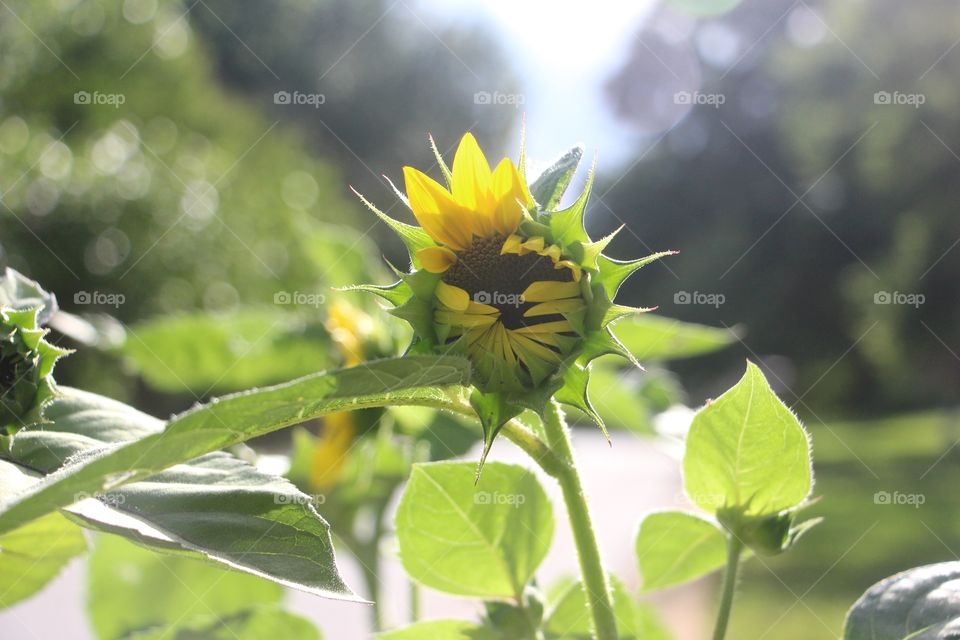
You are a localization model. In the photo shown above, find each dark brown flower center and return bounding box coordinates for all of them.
[442,234,573,329]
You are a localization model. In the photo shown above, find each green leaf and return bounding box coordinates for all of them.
[0,460,86,609]
[5,387,358,599]
[611,315,736,361]
[395,461,553,599]
[129,609,322,640]
[120,310,332,393]
[378,620,502,640]
[844,562,960,640]
[543,576,671,639]
[636,511,727,591]
[530,146,584,211]
[88,535,319,640]
[683,361,812,518]
[0,355,470,536]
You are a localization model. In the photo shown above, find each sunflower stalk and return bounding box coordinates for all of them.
[540,399,618,640]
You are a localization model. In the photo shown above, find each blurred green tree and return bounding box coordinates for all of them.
[601,0,960,415]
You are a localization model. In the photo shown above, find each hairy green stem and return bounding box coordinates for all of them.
[500,419,569,477]
[541,400,618,640]
[712,534,744,640]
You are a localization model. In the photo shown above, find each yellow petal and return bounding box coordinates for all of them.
[521,236,545,253]
[512,320,574,335]
[555,260,582,282]
[451,133,495,233]
[522,280,582,302]
[436,310,498,327]
[543,244,562,261]
[491,158,526,235]
[509,331,562,362]
[466,300,500,315]
[435,281,471,311]
[501,234,524,255]
[417,246,458,273]
[523,298,586,317]
[403,166,471,250]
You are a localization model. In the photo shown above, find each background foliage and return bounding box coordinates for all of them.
[2,0,960,638]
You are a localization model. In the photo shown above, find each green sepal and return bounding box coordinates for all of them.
[483,584,545,637]
[717,502,821,557]
[529,145,584,212]
[351,186,434,266]
[518,213,552,240]
[470,389,523,481]
[388,270,440,349]
[428,133,453,187]
[571,226,621,271]
[340,280,410,307]
[603,304,655,328]
[554,362,608,441]
[544,157,596,246]
[580,326,635,366]
[517,121,528,185]
[596,251,677,299]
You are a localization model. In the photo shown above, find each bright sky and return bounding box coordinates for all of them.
[413,0,662,169]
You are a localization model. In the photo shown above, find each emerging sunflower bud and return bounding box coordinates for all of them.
[0,305,70,432]
[352,132,673,465]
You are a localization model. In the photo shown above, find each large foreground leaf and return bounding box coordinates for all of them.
[636,511,727,591]
[396,461,553,600]
[683,361,811,517]
[844,562,960,640]
[5,388,357,599]
[0,355,469,535]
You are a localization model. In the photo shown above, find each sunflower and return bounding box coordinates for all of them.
[403,133,587,394]
[352,131,671,462]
